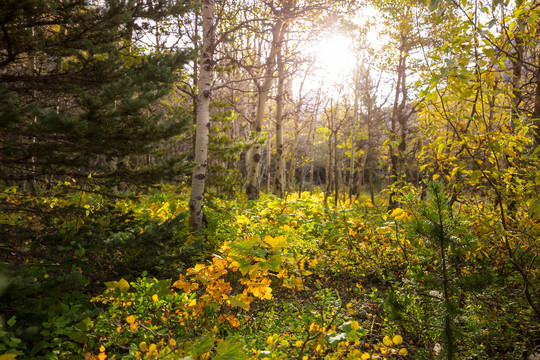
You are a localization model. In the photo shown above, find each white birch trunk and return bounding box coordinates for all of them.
[189,0,215,229]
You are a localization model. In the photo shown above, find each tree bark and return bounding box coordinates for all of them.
[273,44,286,197]
[246,19,285,200]
[349,72,359,201]
[189,0,215,230]
[388,37,408,210]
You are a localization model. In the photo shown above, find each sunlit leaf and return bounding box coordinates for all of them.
[263,235,287,250]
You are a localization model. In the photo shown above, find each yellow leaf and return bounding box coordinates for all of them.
[263,235,287,250]
[399,348,408,356]
[173,275,199,293]
[224,314,240,328]
[390,208,404,218]
[99,345,107,360]
[383,336,392,346]
[437,142,445,155]
[236,215,250,224]
[0,355,18,360]
[361,353,371,360]
[393,335,403,345]
[433,173,440,181]
[126,315,136,324]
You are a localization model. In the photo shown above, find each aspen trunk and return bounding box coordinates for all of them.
[349,76,359,201]
[189,0,215,230]
[273,45,286,198]
[388,41,407,210]
[246,20,284,200]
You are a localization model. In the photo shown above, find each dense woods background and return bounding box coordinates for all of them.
[1,0,539,359]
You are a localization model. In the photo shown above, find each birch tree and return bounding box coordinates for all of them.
[189,0,216,229]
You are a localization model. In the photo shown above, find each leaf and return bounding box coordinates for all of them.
[104,278,130,293]
[430,0,441,12]
[263,235,287,250]
[214,340,248,360]
[326,332,347,346]
[437,142,445,156]
[393,335,403,345]
[236,215,250,224]
[228,295,250,310]
[169,201,177,214]
[192,335,215,356]
[389,208,404,218]
[74,318,94,332]
[7,316,16,327]
[30,341,50,355]
[0,355,18,360]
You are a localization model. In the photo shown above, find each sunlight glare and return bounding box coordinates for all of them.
[313,33,356,83]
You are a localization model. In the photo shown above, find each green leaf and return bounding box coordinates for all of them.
[192,335,215,356]
[74,318,94,332]
[228,295,250,310]
[430,0,442,11]
[149,279,173,297]
[30,341,49,356]
[7,316,16,327]
[214,340,248,360]
[104,278,130,293]
[325,332,347,346]
[169,201,177,214]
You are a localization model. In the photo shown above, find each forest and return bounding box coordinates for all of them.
[0,0,539,359]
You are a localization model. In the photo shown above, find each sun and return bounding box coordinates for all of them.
[313,33,356,83]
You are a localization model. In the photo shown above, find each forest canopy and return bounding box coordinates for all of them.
[0,0,539,359]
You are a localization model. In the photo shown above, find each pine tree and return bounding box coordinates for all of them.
[408,182,458,359]
[0,0,193,236]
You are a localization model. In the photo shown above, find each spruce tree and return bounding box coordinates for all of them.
[0,0,193,236]
[408,182,458,359]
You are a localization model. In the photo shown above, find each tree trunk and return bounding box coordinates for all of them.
[333,128,339,206]
[349,74,359,201]
[273,44,286,198]
[189,0,215,230]
[246,19,284,200]
[388,39,408,210]
[534,58,540,146]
